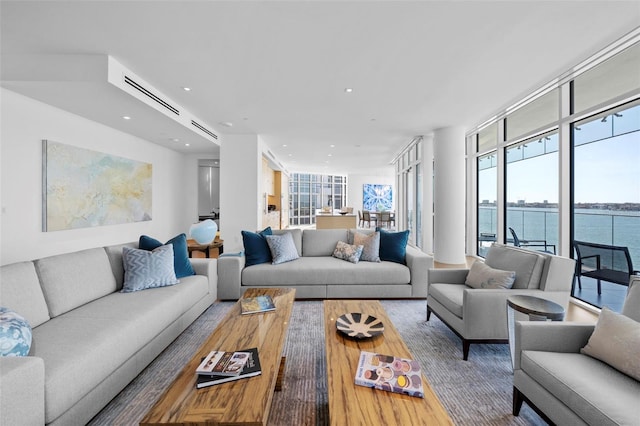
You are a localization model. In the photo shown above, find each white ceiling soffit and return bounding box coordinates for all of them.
[1,54,221,155]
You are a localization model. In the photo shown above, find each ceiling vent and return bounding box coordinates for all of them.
[191,120,218,140]
[124,75,180,116]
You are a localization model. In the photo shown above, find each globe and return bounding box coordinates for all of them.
[189,219,218,244]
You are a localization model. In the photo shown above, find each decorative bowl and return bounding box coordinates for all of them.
[336,313,384,339]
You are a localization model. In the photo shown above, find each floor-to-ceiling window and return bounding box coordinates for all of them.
[505,131,559,254]
[288,173,347,226]
[395,138,423,247]
[466,36,639,312]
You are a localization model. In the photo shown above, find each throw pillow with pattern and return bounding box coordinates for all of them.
[332,240,364,264]
[122,244,179,293]
[265,233,300,265]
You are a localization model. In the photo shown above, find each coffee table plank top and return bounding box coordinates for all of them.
[324,300,453,426]
[140,288,295,426]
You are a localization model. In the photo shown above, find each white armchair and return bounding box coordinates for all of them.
[426,244,576,360]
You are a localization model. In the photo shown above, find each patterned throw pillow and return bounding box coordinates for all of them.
[139,233,195,278]
[333,241,364,264]
[465,261,516,289]
[353,231,381,262]
[122,245,179,293]
[0,307,32,356]
[265,233,300,265]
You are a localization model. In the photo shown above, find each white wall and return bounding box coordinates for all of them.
[219,134,262,253]
[0,88,195,265]
[347,170,395,214]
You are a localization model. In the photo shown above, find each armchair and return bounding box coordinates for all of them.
[426,243,575,360]
[512,275,640,425]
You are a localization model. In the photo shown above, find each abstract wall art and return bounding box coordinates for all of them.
[42,140,152,231]
[363,184,393,211]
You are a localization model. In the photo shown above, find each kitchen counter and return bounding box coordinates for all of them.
[316,214,357,229]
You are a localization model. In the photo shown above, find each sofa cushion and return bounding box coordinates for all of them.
[121,245,179,293]
[35,248,117,318]
[139,233,194,278]
[428,283,464,318]
[104,242,137,291]
[266,233,300,265]
[581,307,640,381]
[302,229,348,257]
[521,350,640,426]
[377,228,410,264]
[0,262,50,327]
[465,261,516,289]
[332,241,364,264]
[352,231,381,262]
[242,257,410,286]
[242,227,273,266]
[485,244,546,289]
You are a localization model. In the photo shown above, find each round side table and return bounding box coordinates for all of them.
[506,295,565,369]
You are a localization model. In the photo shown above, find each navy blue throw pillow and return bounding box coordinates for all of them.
[376,228,410,264]
[241,227,273,266]
[139,233,195,278]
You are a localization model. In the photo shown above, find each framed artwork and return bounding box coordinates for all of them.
[42,140,152,231]
[363,184,392,211]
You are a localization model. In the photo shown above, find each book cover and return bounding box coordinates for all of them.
[240,295,276,315]
[354,351,425,398]
[197,347,262,389]
[196,350,251,376]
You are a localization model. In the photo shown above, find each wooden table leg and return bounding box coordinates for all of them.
[275,356,286,391]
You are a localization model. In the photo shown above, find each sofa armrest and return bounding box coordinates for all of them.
[190,258,218,300]
[217,255,246,300]
[428,268,470,285]
[513,321,595,370]
[462,288,558,339]
[0,356,45,425]
[406,246,434,297]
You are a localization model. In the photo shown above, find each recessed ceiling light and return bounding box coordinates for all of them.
[219,122,233,127]
[122,116,131,120]
[185,143,190,147]
[330,144,335,148]
[328,154,332,157]
[344,88,353,93]
[182,87,191,91]
[288,154,293,157]
[171,138,180,142]
[282,144,287,147]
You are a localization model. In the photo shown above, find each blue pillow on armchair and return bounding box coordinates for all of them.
[376,228,410,264]
[242,227,273,266]
[139,233,195,278]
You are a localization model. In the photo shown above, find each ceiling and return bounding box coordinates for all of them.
[2,1,639,174]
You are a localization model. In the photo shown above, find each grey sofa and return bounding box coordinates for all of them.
[513,275,640,425]
[427,243,576,359]
[0,243,217,426]
[218,228,433,299]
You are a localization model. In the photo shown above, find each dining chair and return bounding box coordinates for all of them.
[362,211,376,228]
[379,211,391,228]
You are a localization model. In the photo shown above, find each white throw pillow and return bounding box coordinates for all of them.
[581,307,640,381]
[465,261,516,289]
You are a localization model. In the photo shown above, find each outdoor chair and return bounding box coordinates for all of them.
[508,227,556,254]
[573,240,638,294]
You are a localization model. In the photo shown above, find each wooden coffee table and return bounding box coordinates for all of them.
[324,300,453,426]
[140,287,295,426]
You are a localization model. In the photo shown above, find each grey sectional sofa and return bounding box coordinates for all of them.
[218,228,433,299]
[0,243,217,426]
[513,275,640,425]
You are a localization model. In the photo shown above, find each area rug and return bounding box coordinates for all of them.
[88,300,545,425]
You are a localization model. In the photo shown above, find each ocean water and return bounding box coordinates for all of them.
[478,207,640,268]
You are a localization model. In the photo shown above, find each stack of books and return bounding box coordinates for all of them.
[196,347,261,389]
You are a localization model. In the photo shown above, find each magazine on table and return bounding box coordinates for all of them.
[195,349,252,376]
[354,351,425,398]
[240,295,276,315]
[197,347,261,389]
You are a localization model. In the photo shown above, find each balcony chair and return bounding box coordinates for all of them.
[427,243,575,360]
[573,240,638,295]
[508,227,556,254]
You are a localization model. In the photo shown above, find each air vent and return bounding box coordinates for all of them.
[191,120,218,140]
[124,76,180,116]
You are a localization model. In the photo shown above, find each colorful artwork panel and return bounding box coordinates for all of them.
[363,184,392,211]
